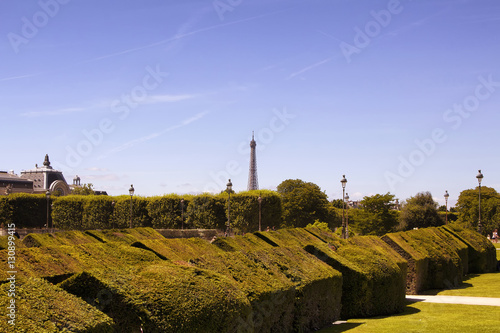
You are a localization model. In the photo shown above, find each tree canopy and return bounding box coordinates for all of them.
[455,186,500,235]
[398,192,442,231]
[350,193,399,236]
[71,183,95,196]
[277,179,331,228]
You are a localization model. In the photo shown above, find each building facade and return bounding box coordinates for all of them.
[1,154,75,196]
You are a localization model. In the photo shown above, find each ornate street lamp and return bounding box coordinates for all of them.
[129,184,135,229]
[45,190,50,231]
[226,179,233,236]
[444,190,449,224]
[345,192,350,238]
[258,194,262,232]
[181,199,185,230]
[341,175,347,239]
[476,170,483,233]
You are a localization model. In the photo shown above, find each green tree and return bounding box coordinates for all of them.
[277,179,332,228]
[331,199,344,209]
[71,183,95,195]
[398,192,442,231]
[455,186,500,235]
[350,193,399,236]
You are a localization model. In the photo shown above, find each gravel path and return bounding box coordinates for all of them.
[406,295,500,307]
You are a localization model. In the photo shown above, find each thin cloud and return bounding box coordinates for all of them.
[20,107,87,118]
[0,72,43,82]
[81,9,290,64]
[86,167,109,172]
[145,94,197,104]
[85,174,123,182]
[102,111,210,156]
[287,56,334,80]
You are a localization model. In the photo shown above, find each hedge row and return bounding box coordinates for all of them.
[0,191,283,232]
[59,264,252,333]
[0,193,48,228]
[0,277,114,332]
[3,226,495,332]
[381,226,496,294]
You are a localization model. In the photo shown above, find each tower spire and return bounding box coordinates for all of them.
[247,132,259,191]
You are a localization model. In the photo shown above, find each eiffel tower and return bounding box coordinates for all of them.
[247,132,259,191]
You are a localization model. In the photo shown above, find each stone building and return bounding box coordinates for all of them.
[1,154,75,196]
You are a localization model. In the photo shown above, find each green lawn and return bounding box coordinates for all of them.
[318,303,500,333]
[422,272,500,298]
[318,268,500,333]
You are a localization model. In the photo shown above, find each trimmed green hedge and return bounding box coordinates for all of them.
[211,233,274,252]
[85,227,165,245]
[59,263,252,333]
[442,224,497,273]
[304,242,405,319]
[0,193,48,228]
[4,225,493,331]
[147,195,191,229]
[245,247,342,332]
[132,237,224,262]
[186,194,226,230]
[382,227,467,294]
[191,251,297,332]
[0,277,114,332]
[3,192,283,232]
[0,241,162,282]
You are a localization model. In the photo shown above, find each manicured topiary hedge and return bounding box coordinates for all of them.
[211,233,273,252]
[191,250,297,332]
[0,193,48,228]
[132,237,224,262]
[304,242,405,319]
[0,241,162,282]
[441,224,497,273]
[253,227,330,248]
[85,227,165,245]
[3,191,283,232]
[0,277,114,332]
[382,227,467,294]
[147,195,191,229]
[59,263,253,333]
[245,247,342,332]
[4,225,495,331]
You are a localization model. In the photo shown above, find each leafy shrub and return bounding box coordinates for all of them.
[186,194,226,230]
[59,263,253,333]
[382,227,466,293]
[442,224,497,273]
[1,193,48,228]
[305,242,405,319]
[147,195,191,229]
[111,196,151,228]
[52,196,84,230]
[82,196,114,230]
[0,277,114,332]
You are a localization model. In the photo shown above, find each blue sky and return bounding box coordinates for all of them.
[1,0,499,206]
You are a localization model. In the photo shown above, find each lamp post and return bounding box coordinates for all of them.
[180,199,185,230]
[345,192,350,239]
[226,179,233,236]
[129,184,135,229]
[258,194,262,232]
[476,170,483,233]
[341,175,347,239]
[444,190,449,224]
[45,190,50,231]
